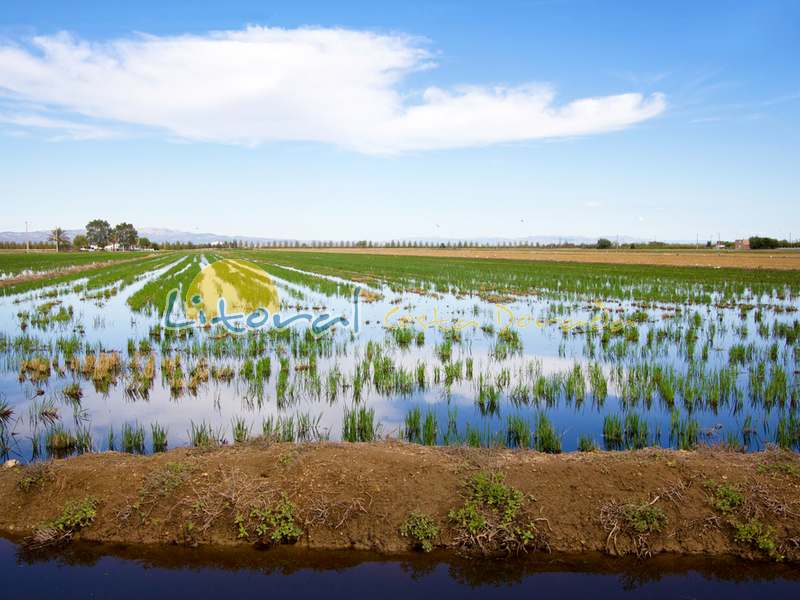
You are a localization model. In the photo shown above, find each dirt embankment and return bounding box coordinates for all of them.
[1,442,799,562]
[282,247,800,270]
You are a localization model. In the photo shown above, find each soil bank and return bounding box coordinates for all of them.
[1,442,798,562]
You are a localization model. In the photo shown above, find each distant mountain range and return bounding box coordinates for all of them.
[0,227,689,246]
[0,228,285,245]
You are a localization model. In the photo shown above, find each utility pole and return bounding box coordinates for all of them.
[25,221,29,253]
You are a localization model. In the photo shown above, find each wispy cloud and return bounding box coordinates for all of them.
[0,27,666,153]
[0,113,117,140]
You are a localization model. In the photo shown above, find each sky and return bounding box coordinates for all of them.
[0,0,798,242]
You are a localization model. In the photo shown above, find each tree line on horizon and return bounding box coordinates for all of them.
[2,229,797,252]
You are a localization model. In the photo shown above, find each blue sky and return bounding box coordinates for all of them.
[0,0,798,241]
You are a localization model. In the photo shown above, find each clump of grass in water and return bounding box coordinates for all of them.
[342,406,378,442]
[188,420,221,447]
[624,413,649,449]
[262,415,296,443]
[506,415,531,449]
[422,410,438,446]
[775,414,800,450]
[390,325,415,348]
[231,417,251,444]
[403,407,421,444]
[45,425,77,457]
[589,363,607,405]
[603,415,624,450]
[533,413,560,453]
[669,409,699,450]
[151,422,168,453]
[493,327,523,359]
[477,375,500,416]
[121,422,145,454]
[400,512,439,552]
[578,434,598,452]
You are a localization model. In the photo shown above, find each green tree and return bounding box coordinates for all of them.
[749,236,780,250]
[597,238,613,249]
[48,228,71,253]
[113,223,138,250]
[72,234,89,249]
[138,237,152,249]
[85,219,111,248]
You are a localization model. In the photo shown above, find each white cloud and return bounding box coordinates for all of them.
[0,113,117,140]
[0,26,666,153]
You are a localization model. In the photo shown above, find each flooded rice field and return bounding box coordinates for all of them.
[1,250,799,460]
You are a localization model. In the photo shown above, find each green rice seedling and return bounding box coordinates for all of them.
[506,415,531,449]
[565,363,586,404]
[729,344,747,365]
[404,407,422,444]
[493,327,523,359]
[390,326,415,348]
[151,422,168,453]
[533,412,561,453]
[775,414,800,450]
[603,414,624,450]
[188,420,220,447]
[436,338,453,362]
[422,410,438,445]
[465,422,482,448]
[589,363,607,405]
[295,412,323,442]
[669,409,699,450]
[443,406,459,445]
[624,413,649,449]
[443,360,463,386]
[578,434,598,452]
[121,422,146,454]
[45,425,77,457]
[325,367,342,403]
[509,382,530,405]
[231,416,251,444]
[723,431,744,452]
[477,375,500,415]
[342,406,378,442]
[261,415,296,443]
[107,426,115,451]
[75,426,93,454]
[415,362,426,389]
[415,330,425,347]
